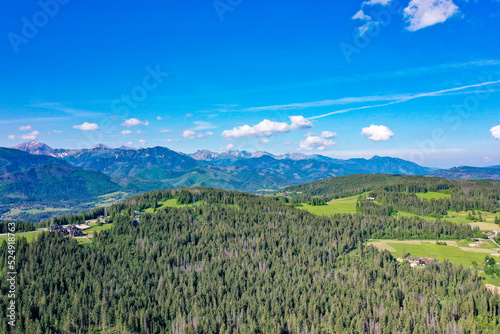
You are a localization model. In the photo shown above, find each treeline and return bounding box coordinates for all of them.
[0,221,36,233]
[1,188,498,333]
[286,174,500,215]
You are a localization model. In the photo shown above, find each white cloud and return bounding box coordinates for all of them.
[363,0,392,5]
[73,122,99,131]
[257,138,270,144]
[121,130,133,135]
[139,139,146,145]
[361,125,394,141]
[156,116,163,120]
[182,130,213,139]
[159,129,170,133]
[52,130,62,133]
[224,143,234,150]
[121,118,149,127]
[191,121,217,131]
[222,116,312,140]
[183,130,197,139]
[321,131,337,139]
[353,10,371,20]
[298,133,337,151]
[491,125,500,140]
[403,0,459,31]
[8,131,41,141]
[18,125,32,131]
[21,131,41,140]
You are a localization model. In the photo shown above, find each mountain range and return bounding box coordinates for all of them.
[1,141,498,220]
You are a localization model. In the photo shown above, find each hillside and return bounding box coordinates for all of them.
[1,187,499,333]
[428,166,500,180]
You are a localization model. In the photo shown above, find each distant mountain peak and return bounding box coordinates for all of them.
[12,141,55,155]
[90,144,111,150]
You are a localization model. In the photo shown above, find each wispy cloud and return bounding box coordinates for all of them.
[18,125,32,131]
[309,79,500,119]
[32,102,105,117]
[182,130,214,139]
[191,121,218,131]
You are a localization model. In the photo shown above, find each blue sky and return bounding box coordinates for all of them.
[1,0,500,168]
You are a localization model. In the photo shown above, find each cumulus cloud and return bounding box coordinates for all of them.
[121,118,149,127]
[10,130,42,140]
[353,10,371,20]
[361,125,394,141]
[321,131,337,139]
[298,132,337,151]
[182,130,213,139]
[73,122,99,131]
[222,116,312,140]
[121,130,133,135]
[19,125,32,131]
[491,125,500,140]
[182,130,197,139]
[159,129,170,133]
[403,0,459,31]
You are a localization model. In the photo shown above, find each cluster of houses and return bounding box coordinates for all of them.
[49,225,84,237]
[398,256,435,268]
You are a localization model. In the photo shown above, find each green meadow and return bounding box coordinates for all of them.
[145,198,205,213]
[415,191,451,200]
[298,193,364,216]
[0,230,44,244]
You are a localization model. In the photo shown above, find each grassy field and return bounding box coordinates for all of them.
[368,239,500,267]
[369,239,500,286]
[415,192,451,200]
[145,199,205,213]
[86,223,114,234]
[297,193,365,216]
[0,230,45,244]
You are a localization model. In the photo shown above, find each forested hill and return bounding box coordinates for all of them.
[284,174,500,201]
[1,187,499,333]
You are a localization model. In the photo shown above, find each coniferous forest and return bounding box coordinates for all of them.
[1,183,500,333]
